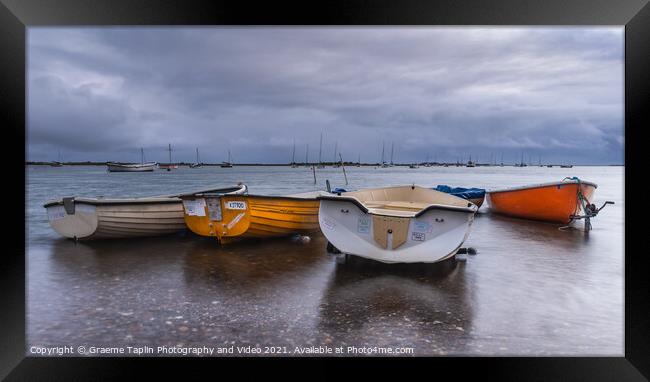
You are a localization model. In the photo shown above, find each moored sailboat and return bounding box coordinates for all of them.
[221,150,233,168]
[107,148,157,172]
[159,144,179,171]
[189,148,202,168]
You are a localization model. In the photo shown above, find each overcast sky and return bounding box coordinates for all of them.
[27,27,624,165]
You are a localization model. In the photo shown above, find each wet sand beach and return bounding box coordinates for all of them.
[26,165,624,356]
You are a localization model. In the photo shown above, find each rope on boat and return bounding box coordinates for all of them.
[559,177,614,232]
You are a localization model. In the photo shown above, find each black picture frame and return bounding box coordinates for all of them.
[2,0,648,379]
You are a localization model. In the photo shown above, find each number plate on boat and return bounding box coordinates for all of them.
[411,232,426,241]
[206,197,222,221]
[183,199,206,217]
[357,217,370,234]
[225,201,246,210]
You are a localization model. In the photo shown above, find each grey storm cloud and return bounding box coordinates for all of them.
[27,27,623,164]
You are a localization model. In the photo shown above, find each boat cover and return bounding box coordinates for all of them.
[434,185,485,200]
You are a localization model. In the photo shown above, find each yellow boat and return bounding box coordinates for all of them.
[180,189,321,244]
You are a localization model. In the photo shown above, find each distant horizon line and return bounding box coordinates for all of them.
[25,161,624,167]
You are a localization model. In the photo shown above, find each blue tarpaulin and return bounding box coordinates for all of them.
[434,185,485,200]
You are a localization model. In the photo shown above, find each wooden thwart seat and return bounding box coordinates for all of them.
[363,200,431,212]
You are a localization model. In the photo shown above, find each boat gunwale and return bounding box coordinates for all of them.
[44,185,248,208]
[179,192,322,201]
[487,179,597,194]
[106,162,158,168]
[317,194,477,217]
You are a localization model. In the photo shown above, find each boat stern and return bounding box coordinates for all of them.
[318,198,475,263]
[44,198,98,239]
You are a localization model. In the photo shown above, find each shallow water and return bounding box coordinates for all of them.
[26,165,624,356]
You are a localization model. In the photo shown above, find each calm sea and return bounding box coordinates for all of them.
[26,165,624,355]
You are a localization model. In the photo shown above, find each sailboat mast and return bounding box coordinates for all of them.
[390,142,394,165]
[318,133,323,165]
[196,148,200,163]
[381,142,385,164]
[168,143,172,164]
[292,139,296,164]
[141,147,144,164]
[305,144,309,166]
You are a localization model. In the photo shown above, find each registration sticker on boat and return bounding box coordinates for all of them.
[411,232,426,241]
[413,221,432,233]
[357,217,370,234]
[225,201,247,210]
[183,199,206,216]
[206,198,222,221]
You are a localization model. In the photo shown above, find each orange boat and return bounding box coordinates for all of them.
[486,178,613,230]
[180,189,321,244]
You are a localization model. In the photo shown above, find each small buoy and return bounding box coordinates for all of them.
[291,235,311,244]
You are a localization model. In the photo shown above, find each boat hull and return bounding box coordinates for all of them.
[487,181,596,224]
[45,200,185,240]
[318,199,475,264]
[44,185,248,240]
[107,163,156,172]
[181,193,320,243]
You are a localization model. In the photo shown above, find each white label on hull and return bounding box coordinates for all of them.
[183,199,206,216]
[357,216,370,234]
[413,220,432,234]
[411,232,426,241]
[206,197,222,221]
[47,205,67,221]
[225,201,247,210]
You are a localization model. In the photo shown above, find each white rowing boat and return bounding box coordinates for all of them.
[43,184,248,240]
[106,162,157,172]
[318,185,478,264]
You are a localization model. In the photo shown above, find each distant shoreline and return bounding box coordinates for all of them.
[26,161,624,167]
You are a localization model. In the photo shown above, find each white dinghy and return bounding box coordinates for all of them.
[318,185,478,264]
[44,184,247,240]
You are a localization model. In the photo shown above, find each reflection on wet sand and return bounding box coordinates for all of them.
[181,235,327,290]
[478,213,589,249]
[31,233,337,350]
[317,257,474,355]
